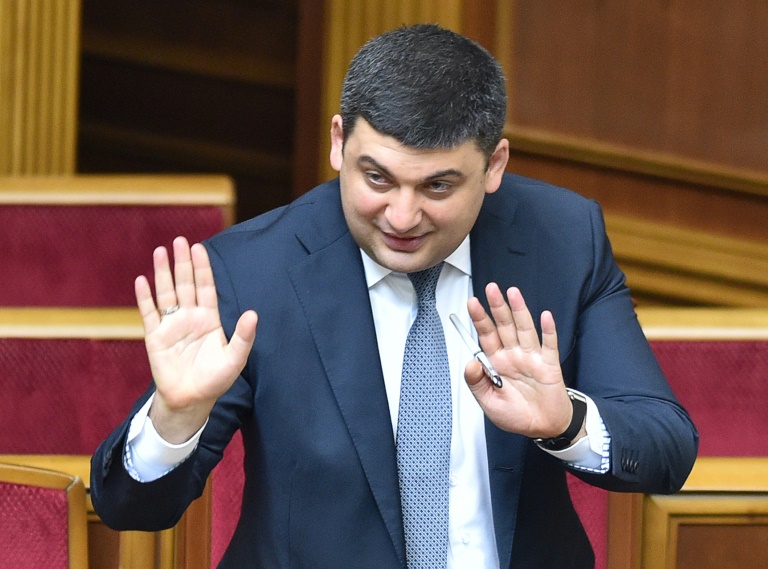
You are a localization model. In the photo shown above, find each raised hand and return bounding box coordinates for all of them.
[463,283,574,439]
[135,236,257,443]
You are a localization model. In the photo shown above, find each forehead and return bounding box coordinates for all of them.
[344,119,486,177]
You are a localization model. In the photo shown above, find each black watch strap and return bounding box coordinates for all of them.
[535,390,588,451]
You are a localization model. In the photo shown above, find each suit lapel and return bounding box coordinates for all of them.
[471,190,539,569]
[287,189,406,567]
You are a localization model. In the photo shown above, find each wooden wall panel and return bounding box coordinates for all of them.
[502,0,768,173]
[507,148,768,243]
[0,0,81,174]
[639,458,768,569]
[78,0,298,222]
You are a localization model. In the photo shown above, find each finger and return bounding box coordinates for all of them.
[225,310,258,370]
[540,310,560,366]
[486,283,523,350]
[463,359,488,389]
[153,246,178,311]
[172,237,196,307]
[468,295,503,355]
[190,243,218,309]
[135,275,160,333]
[506,287,541,353]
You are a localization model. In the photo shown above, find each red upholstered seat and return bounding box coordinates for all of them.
[1,204,225,306]
[0,309,149,457]
[567,474,609,569]
[569,310,768,569]
[211,430,245,568]
[651,340,768,456]
[0,336,151,455]
[0,462,88,569]
[0,175,232,307]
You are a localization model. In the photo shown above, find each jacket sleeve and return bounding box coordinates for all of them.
[565,201,699,494]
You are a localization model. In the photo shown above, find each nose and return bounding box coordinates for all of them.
[385,189,422,233]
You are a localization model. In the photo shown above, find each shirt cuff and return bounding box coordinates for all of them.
[123,393,207,482]
[538,392,611,473]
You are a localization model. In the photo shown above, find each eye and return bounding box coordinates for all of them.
[365,170,391,188]
[425,180,453,196]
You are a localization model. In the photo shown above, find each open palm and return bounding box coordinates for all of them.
[464,283,573,439]
[135,237,257,442]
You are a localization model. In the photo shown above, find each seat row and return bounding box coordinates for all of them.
[0,175,240,569]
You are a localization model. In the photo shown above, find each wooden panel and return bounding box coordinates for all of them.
[0,174,234,217]
[677,524,768,569]
[484,0,768,306]
[500,0,768,174]
[607,493,643,569]
[508,149,768,242]
[78,0,298,222]
[606,449,768,569]
[81,0,296,88]
[605,214,768,308]
[0,0,81,174]
[507,148,768,306]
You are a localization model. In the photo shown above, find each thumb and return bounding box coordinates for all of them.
[226,310,258,369]
[464,359,487,390]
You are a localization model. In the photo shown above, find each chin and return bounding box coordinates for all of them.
[379,254,434,274]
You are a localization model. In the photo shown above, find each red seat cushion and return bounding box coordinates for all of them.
[211,430,245,568]
[0,338,150,454]
[1,204,224,306]
[0,481,70,568]
[651,340,768,456]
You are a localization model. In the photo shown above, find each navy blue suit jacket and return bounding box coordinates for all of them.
[91,174,698,568]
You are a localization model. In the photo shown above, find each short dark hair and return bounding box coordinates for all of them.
[340,24,507,159]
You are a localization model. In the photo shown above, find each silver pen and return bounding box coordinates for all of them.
[449,313,503,388]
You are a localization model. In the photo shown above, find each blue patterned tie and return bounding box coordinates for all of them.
[397,262,451,568]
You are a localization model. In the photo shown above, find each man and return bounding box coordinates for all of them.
[91,24,698,568]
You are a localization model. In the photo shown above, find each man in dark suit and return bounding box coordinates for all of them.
[91,24,698,568]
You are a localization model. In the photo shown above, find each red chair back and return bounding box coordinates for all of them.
[0,462,88,569]
[0,175,233,307]
[651,339,768,456]
[0,309,148,456]
[568,308,768,569]
[211,431,245,568]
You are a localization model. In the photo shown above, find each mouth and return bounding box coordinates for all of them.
[382,232,426,252]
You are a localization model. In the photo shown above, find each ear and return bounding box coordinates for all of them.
[329,115,344,172]
[484,139,510,195]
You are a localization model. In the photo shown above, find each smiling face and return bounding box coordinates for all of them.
[330,116,509,274]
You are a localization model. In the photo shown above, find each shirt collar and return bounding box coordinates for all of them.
[360,235,472,288]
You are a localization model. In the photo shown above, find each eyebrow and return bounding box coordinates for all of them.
[358,155,465,182]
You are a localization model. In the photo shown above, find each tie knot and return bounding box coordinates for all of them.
[407,262,444,305]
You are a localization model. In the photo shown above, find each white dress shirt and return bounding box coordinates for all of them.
[125,235,610,568]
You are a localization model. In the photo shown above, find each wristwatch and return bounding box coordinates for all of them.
[535,389,588,451]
